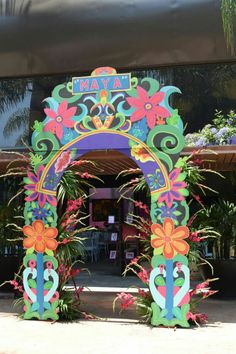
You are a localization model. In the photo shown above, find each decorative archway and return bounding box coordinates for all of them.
[23,67,190,327]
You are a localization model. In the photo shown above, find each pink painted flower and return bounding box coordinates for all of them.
[158,168,187,208]
[24,166,57,208]
[44,101,77,140]
[126,86,170,129]
[55,150,72,173]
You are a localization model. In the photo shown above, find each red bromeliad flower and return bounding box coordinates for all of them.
[66,198,83,213]
[44,101,77,140]
[138,288,147,298]
[126,86,170,129]
[133,200,149,214]
[138,268,150,284]
[189,231,201,243]
[117,292,136,310]
[187,311,208,324]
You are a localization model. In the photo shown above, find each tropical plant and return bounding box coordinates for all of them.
[0,155,100,320]
[194,199,236,259]
[3,107,30,146]
[221,0,236,55]
[185,110,236,147]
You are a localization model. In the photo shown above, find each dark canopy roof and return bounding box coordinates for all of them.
[0,0,235,78]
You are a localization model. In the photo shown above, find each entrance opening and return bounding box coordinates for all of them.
[60,150,150,291]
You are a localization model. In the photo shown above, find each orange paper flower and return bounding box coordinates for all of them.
[23,220,58,253]
[151,218,189,259]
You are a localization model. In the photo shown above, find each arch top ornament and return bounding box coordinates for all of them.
[23,66,190,327]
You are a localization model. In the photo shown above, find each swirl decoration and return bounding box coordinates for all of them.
[32,132,60,170]
[22,66,190,326]
[147,125,185,171]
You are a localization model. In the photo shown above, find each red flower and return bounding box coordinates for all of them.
[70,268,80,277]
[76,286,84,296]
[117,292,136,309]
[138,288,146,298]
[189,231,201,243]
[80,172,91,179]
[44,101,77,140]
[129,257,138,265]
[187,311,208,324]
[138,268,150,284]
[126,86,170,129]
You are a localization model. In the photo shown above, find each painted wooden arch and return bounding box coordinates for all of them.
[23,67,190,326]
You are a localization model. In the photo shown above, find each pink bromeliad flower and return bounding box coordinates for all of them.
[44,101,77,140]
[158,168,187,208]
[126,86,170,129]
[24,166,57,208]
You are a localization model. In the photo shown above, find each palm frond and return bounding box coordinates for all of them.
[221,0,236,55]
[3,107,30,137]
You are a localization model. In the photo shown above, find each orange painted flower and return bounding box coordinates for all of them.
[23,220,58,253]
[151,218,189,259]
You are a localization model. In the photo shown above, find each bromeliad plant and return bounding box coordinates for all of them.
[114,150,220,325]
[0,155,100,320]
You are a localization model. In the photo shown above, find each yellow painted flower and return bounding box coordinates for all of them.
[131,144,154,163]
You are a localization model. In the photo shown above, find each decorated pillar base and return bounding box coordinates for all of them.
[22,222,59,320]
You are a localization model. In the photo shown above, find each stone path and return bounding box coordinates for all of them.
[0,298,235,354]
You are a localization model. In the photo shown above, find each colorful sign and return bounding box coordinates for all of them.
[72,73,131,95]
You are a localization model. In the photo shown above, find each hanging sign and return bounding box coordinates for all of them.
[72,73,131,95]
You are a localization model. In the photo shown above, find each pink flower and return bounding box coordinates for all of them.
[66,198,83,213]
[189,231,201,243]
[76,286,84,296]
[24,166,57,208]
[133,201,149,214]
[70,268,80,277]
[44,101,77,140]
[80,172,91,179]
[126,86,170,129]
[158,168,187,208]
[192,193,204,207]
[129,257,138,265]
[138,288,146,298]
[138,268,150,284]
[55,151,72,173]
[117,292,136,309]
[187,311,208,324]
[10,280,18,289]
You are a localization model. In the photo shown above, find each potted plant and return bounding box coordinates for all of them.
[185,110,236,147]
[196,199,236,297]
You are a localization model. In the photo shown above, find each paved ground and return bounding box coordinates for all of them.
[0,296,236,354]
